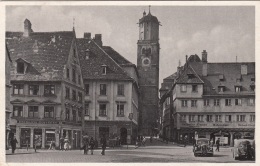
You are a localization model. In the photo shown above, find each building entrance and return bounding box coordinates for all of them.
[120,128,127,145]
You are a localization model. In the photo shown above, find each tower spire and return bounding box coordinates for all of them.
[149,5,151,14]
[73,17,75,31]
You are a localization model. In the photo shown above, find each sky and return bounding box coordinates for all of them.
[6,6,255,85]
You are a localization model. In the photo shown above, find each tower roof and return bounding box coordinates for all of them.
[139,11,159,24]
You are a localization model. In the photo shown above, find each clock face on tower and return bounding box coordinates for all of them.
[142,57,151,66]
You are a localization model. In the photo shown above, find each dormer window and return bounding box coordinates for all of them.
[218,86,225,92]
[17,62,25,74]
[219,74,224,81]
[235,86,241,92]
[101,65,107,75]
[85,49,90,60]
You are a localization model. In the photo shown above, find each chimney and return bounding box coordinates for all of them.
[202,50,207,62]
[84,32,91,39]
[23,19,33,37]
[94,34,102,47]
[202,63,208,76]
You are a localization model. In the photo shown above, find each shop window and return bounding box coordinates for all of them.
[100,84,107,95]
[181,85,187,92]
[45,129,55,148]
[237,115,246,122]
[17,62,25,74]
[20,128,30,147]
[215,115,222,122]
[28,85,39,96]
[225,115,232,122]
[198,115,204,122]
[85,84,89,95]
[99,103,107,116]
[117,84,124,96]
[44,85,55,96]
[65,87,70,99]
[117,103,124,117]
[85,103,89,116]
[191,100,197,107]
[225,99,231,106]
[189,115,195,122]
[72,90,76,101]
[204,99,209,106]
[28,106,39,118]
[13,84,24,95]
[181,100,188,107]
[235,99,242,106]
[206,115,212,122]
[214,99,220,106]
[192,85,198,92]
[13,106,23,117]
[44,106,54,118]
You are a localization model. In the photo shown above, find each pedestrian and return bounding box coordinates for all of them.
[142,137,146,146]
[215,138,220,152]
[89,137,95,155]
[192,137,196,147]
[183,135,187,147]
[82,134,89,155]
[64,138,69,151]
[60,136,64,151]
[49,140,54,150]
[150,136,153,143]
[10,137,18,154]
[101,135,107,155]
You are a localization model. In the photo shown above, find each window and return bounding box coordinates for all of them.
[44,85,55,95]
[72,110,76,121]
[181,100,188,107]
[72,69,76,83]
[250,115,255,122]
[66,68,70,79]
[78,92,82,103]
[237,115,246,122]
[189,115,195,122]
[85,84,89,95]
[191,100,197,107]
[66,108,70,120]
[72,90,76,101]
[13,106,23,117]
[235,86,241,92]
[198,115,204,122]
[214,99,220,106]
[215,115,222,122]
[204,99,209,106]
[235,99,242,106]
[100,84,107,95]
[29,85,39,95]
[17,62,25,74]
[225,99,231,106]
[78,74,81,85]
[102,66,107,75]
[225,115,232,122]
[207,115,213,122]
[44,106,54,118]
[248,98,255,106]
[117,84,124,96]
[166,97,170,106]
[28,106,39,118]
[99,104,107,116]
[181,115,186,122]
[192,85,198,92]
[117,103,124,116]
[65,87,70,99]
[181,85,187,92]
[85,103,89,116]
[13,84,24,95]
[78,109,82,122]
[218,87,224,92]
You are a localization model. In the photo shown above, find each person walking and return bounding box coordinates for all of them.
[64,138,69,151]
[101,135,107,155]
[89,137,95,155]
[10,137,18,154]
[150,136,153,143]
[215,138,220,152]
[183,135,188,147]
[82,134,89,155]
[60,136,64,151]
[142,137,146,146]
[49,140,54,150]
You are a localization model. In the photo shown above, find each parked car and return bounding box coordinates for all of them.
[233,139,255,160]
[193,138,213,157]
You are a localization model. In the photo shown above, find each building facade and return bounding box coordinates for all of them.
[6,19,84,149]
[77,34,139,145]
[137,10,160,136]
[160,51,255,146]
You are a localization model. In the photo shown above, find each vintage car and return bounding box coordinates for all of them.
[233,139,255,160]
[193,138,213,157]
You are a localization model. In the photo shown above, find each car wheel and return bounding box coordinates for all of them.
[194,153,197,157]
[234,157,239,160]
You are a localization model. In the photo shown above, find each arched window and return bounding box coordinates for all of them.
[142,48,145,54]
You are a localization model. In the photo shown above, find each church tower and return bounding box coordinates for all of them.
[137,8,160,136]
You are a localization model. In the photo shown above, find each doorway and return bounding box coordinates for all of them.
[120,128,127,145]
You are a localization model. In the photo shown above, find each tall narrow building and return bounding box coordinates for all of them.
[137,10,160,136]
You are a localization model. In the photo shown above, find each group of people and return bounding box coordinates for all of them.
[59,137,71,151]
[82,134,107,155]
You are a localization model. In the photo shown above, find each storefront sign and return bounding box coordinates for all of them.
[238,124,255,127]
[213,124,229,127]
[182,123,207,127]
[18,120,59,124]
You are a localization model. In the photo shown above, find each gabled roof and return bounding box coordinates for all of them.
[6,31,74,81]
[102,46,133,65]
[176,65,204,84]
[77,38,133,81]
